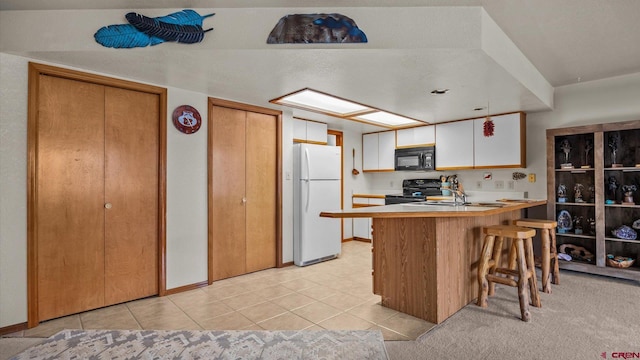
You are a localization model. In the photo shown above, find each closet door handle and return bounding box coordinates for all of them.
[105,203,113,209]
[241,197,247,205]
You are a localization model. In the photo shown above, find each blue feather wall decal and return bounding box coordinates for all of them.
[94,10,214,48]
[125,12,213,44]
[94,24,164,48]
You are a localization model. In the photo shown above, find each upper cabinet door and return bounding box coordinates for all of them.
[378,131,396,170]
[435,120,474,170]
[362,133,379,171]
[306,121,328,144]
[293,119,328,144]
[473,113,525,168]
[396,126,435,148]
[293,118,307,142]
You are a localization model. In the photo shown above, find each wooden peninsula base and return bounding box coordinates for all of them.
[321,200,546,324]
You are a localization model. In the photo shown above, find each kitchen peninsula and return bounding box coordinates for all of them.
[320,200,546,324]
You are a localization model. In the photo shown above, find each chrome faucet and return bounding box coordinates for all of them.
[449,175,467,205]
[453,189,467,205]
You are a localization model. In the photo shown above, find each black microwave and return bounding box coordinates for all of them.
[394,146,435,171]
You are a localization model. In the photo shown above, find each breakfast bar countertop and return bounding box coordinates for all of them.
[320,198,547,325]
[320,199,547,219]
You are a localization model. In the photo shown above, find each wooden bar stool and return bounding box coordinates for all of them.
[513,219,559,293]
[477,225,541,322]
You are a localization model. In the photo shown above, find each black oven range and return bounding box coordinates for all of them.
[384,178,442,205]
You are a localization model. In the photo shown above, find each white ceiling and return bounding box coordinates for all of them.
[2,0,639,133]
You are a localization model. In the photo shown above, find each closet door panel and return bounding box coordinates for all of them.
[210,105,247,280]
[36,75,106,320]
[245,112,277,273]
[104,87,159,305]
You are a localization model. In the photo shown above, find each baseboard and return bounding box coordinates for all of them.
[281,261,294,267]
[342,237,353,243]
[164,281,209,296]
[0,322,28,336]
[352,237,372,243]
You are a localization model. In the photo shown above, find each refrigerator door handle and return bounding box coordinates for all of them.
[304,147,311,212]
[305,179,310,212]
[304,147,311,181]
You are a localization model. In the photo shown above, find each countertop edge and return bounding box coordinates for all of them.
[320,200,547,218]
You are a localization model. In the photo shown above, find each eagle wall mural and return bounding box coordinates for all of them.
[267,13,368,44]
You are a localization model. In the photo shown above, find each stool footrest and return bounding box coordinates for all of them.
[486,274,518,287]
[495,268,520,278]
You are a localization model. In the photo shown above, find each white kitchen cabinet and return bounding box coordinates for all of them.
[378,131,396,170]
[293,118,328,144]
[435,120,474,170]
[473,112,525,168]
[306,121,328,143]
[293,118,307,141]
[352,197,385,240]
[362,131,396,172]
[396,125,435,148]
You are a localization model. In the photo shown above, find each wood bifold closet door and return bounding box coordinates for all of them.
[209,104,277,281]
[36,75,159,321]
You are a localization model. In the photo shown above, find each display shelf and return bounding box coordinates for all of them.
[605,237,640,244]
[605,203,640,208]
[555,168,595,172]
[557,233,596,240]
[548,120,640,280]
[558,260,640,281]
[556,202,595,207]
[604,167,640,172]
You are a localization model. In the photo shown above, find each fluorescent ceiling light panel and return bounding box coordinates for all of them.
[271,88,428,128]
[354,111,421,126]
[279,89,370,115]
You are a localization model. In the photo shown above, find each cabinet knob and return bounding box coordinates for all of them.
[105,203,112,209]
[241,198,247,204]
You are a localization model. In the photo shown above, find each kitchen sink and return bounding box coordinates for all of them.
[404,201,506,208]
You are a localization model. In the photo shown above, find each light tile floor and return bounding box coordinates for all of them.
[7,241,435,341]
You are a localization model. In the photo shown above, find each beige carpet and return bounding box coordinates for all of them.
[7,329,387,359]
[385,270,640,360]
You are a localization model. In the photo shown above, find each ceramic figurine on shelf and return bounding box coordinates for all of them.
[573,216,584,235]
[588,185,595,203]
[621,184,637,205]
[609,132,622,167]
[574,183,585,203]
[586,217,596,236]
[557,184,568,203]
[560,139,573,168]
[582,139,593,168]
[607,176,619,203]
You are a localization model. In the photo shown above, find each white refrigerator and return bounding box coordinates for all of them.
[293,143,342,266]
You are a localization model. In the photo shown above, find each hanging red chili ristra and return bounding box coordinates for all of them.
[483,117,494,137]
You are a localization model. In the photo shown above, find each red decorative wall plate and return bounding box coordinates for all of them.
[172,105,202,134]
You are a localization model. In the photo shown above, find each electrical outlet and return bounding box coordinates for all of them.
[528,173,536,183]
[495,180,504,189]
[507,180,515,190]
[476,181,482,189]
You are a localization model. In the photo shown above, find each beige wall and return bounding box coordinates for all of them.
[0,53,295,327]
[2,51,639,328]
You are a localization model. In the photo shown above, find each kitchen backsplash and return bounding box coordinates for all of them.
[360,168,541,199]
